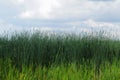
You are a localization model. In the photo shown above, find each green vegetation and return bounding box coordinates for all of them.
[0,32,120,80]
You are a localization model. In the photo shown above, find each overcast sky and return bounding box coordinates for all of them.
[0,0,120,36]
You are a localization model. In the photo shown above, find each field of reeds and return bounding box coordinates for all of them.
[0,31,120,80]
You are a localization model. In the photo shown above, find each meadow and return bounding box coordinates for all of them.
[0,31,120,80]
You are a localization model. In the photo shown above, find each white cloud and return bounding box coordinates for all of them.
[9,0,119,21]
[16,0,61,19]
[1,0,120,22]
[19,11,34,19]
[9,0,25,5]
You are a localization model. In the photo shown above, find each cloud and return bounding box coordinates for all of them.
[8,0,118,22]
[1,0,119,23]
[0,18,120,38]
[89,0,116,1]
[30,19,120,35]
[16,0,61,19]
[93,0,120,22]
[17,0,92,19]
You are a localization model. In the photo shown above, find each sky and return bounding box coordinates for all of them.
[0,0,120,37]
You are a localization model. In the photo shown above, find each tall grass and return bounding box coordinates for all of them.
[0,31,120,80]
[0,32,120,66]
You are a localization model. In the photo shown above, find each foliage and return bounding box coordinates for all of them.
[0,32,120,80]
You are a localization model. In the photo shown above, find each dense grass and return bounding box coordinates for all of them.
[0,31,120,80]
[1,58,120,80]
